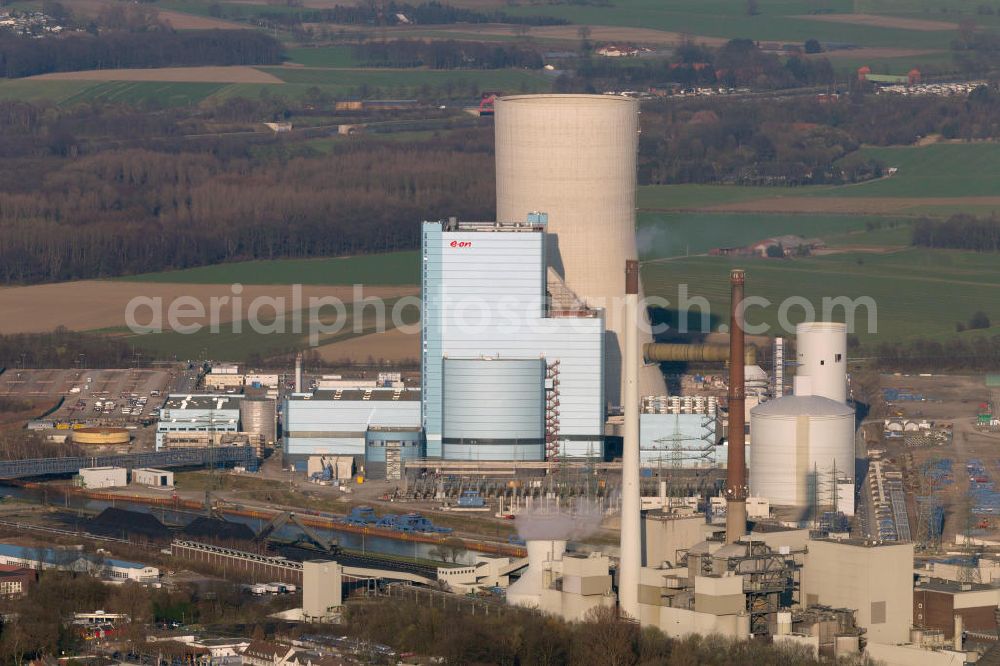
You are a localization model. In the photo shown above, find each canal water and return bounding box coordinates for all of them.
[0,485,478,565]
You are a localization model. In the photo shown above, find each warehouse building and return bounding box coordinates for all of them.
[421,216,605,460]
[0,544,159,582]
[77,466,127,489]
[801,538,913,645]
[283,388,422,470]
[156,394,243,449]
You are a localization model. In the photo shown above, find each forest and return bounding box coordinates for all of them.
[1,89,1000,284]
[344,597,837,666]
[0,30,283,78]
[912,213,1000,252]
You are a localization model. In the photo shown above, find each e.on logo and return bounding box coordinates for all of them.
[450,240,473,248]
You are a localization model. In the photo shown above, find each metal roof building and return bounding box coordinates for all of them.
[421,217,605,460]
[283,388,421,464]
[156,394,243,449]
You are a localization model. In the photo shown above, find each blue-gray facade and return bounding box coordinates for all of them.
[421,219,605,459]
[442,357,545,460]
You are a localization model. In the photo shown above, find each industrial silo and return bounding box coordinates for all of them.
[749,395,855,508]
[795,322,848,403]
[442,357,545,460]
[239,398,276,447]
[494,94,666,405]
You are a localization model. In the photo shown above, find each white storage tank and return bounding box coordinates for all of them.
[795,322,848,403]
[749,395,855,507]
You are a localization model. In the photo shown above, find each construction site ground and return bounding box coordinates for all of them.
[875,373,1000,546]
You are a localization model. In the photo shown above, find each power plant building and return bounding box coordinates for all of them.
[283,388,422,467]
[156,394,243,449]
[494,94,666,406]
[421,217,605,460]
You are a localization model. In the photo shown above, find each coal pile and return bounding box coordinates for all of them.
[88,508,171,542]
[182,517,255,544]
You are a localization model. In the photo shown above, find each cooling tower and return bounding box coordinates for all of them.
[494,94,666,405]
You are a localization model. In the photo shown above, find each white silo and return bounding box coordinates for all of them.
[494,94,666,404]
[749,395,855,508]
[795,322,847,403]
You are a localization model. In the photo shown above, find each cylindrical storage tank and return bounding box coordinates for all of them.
[442,358,545,460]
[795,322,848,403]
[494,94,665,405]
[749,395,855,507]
[71,427,130,446]
[364,427,423,480]
[240,398,277,445]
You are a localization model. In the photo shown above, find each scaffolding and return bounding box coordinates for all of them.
[545,360,561,461]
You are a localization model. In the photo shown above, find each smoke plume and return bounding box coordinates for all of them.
[515,498,604,541]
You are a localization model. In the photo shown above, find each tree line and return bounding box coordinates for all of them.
[636,91,1000,186]
[345,598,835,666]
[0,328,138,368]
[912,213,1000,252]
[871,335,1000,372]
[0,29,283,78]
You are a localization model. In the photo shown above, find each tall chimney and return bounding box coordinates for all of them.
[619,260,641,620]
[725,269,748,544]
[294,352,303,394]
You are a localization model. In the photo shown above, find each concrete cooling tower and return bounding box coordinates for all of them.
[494,94,666,404]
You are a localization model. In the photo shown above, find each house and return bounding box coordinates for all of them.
[0,565,35,597]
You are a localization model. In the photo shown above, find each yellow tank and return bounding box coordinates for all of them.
[71,427,130,446]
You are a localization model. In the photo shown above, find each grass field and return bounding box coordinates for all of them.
[821,143,1000,198]
[0,79,225,107]
[259,66,553,93]
[125,296,419,361]
[285,46,362,68]
[119,252,420,285]
[637,212,911,259]
[503,0,958,48]
[639,143,1000,215]
[641,248,1000,343]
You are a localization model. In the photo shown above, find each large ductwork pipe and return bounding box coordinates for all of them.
[619,260,641,621]
[644,343,758,366]
[725,269,748,544]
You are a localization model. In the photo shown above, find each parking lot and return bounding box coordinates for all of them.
[2,368,174,426]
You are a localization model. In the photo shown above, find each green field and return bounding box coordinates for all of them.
[505,0,957,48]
[285,46,362,68]
[0,79,226,107]
[820,143,1000,198]
[259,66,553,93]
[639,143,1000,213]
[641,248,1000,343]
[124,295,419,361]
[637,212,911,259]
[119,252,420,285]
